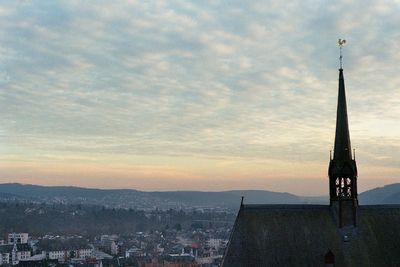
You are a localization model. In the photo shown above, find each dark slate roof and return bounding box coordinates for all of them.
[0,243,30,253]
[222,204,400,267]
[37,238,90,251]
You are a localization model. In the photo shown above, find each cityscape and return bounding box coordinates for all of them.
[0,182,400,266]
[1,1,400,266]
[0,225,229,266]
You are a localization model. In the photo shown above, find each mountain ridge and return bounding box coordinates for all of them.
[0,183,325,209]
[1,182,399,209]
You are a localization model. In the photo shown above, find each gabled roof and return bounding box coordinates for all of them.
[0,243,30,253]
[222,204,400,267]
[37,238,90,251]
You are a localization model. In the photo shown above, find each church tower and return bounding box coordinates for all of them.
[328,39,358,228]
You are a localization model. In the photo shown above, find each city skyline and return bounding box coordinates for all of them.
[1,1,400,195]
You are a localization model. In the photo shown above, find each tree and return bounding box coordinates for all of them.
[70,250,76,258]
[174,223,182,231]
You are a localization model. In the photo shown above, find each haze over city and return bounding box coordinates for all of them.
[1,1,400,195]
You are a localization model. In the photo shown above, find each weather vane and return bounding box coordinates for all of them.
[338,38,346,69]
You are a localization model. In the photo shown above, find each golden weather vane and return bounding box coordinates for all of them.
[338,39,346,69]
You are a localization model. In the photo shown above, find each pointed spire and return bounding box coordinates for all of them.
[328,41,358,228]
[333,50,352,162]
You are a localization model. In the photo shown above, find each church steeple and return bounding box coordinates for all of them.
[333,68,352,162]
[328,39,358,228]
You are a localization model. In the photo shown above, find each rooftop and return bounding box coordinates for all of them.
[222,204,400,267]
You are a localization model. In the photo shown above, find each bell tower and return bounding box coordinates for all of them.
[328,39,358,228]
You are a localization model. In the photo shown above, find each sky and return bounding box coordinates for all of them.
[1,1,400,195]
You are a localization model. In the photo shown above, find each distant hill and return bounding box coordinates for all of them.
[359,183,400,205]
[3,182,400,209]
[0,183,328,210]
[150,189,327,208]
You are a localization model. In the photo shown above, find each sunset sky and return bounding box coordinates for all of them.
[1,1,400,195]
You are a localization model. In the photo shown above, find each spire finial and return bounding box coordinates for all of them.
[338,39,346,69]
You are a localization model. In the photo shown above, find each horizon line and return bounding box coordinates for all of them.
[0,181,398,197]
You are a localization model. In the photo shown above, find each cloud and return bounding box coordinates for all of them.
[0,0,399,192]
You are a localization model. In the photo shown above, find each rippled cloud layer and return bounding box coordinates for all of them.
[1,1,399,194]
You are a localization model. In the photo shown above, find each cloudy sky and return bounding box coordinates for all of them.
[1,1,400,195]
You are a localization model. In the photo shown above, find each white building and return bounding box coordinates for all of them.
[125,247,145,258]
[110,241,118,255]
[0,243,31,265]
[207,238,223,249]
[8,233,29,244]
[77,248,93,259]
[48,250,67,260]
[47,248,93,261]
[0,252,8,265]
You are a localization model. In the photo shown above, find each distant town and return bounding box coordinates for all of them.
[0,184,237,266]
[1,212,232,267]
[1,182,400,266]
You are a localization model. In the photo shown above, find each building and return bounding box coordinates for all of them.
[77,247,93,258]
[8,233,29,244]
[18,253,48,267]
[222,49,400,266]
[37,237,93,262]
[46,250,66,260]
[45,247,93,261]
[206,238,224,250]
[125,247,145,258]
[98,235,119,255]
[0,243,31,265]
